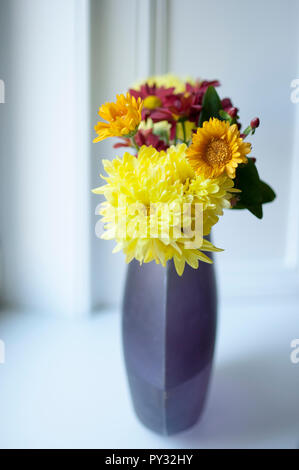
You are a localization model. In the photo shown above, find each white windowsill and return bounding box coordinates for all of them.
[0,294,298,449]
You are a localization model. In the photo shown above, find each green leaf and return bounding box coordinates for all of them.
[234,158,263,207]
[248,204,263,219]
[219,110,232,123]
[232,158,276,219]
[260,180,276,204]
[198,86,223,127]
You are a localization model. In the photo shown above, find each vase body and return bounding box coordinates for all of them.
[122,258,217,435]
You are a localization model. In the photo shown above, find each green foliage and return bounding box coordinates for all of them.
[219,110,233,123]
[198,86,222,127]
[260,180,276,204]
[198,87,276,219]
[233,158,276,219]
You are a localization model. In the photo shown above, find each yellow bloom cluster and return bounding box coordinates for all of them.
[93,144,239,275]
[91,77,258,274]
[133,73,194,93]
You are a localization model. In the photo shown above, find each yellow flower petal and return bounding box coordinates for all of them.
[94,143,236,276]
[186,118,251,179]
[93,93,143,143]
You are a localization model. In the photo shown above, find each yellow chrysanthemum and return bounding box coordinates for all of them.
[133,74,194,93]
[186,118,252,179]
[93,144,239,276]
[93,93,143,143]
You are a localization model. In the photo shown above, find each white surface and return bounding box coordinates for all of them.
[0,295,299,449]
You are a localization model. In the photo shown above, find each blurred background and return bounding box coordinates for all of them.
[0,0,298,449]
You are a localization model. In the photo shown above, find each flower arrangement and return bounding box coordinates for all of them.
[93,74,276,276]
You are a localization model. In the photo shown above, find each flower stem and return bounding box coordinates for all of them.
[131,136,140,152]
[182,121,187,143]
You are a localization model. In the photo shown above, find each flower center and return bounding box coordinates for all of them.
[143,95,162,110]
[205,138,231,166]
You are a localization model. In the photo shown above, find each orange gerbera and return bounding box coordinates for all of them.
[93,93,143,143]
[186,118,251,178]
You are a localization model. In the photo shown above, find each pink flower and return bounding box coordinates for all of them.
[135,129,168,152]
[129,84,177,121]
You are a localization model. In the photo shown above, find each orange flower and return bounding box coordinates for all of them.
[186,118,251,179]
[93,93,143,143]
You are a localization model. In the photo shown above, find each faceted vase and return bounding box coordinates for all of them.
[122,258,217,435]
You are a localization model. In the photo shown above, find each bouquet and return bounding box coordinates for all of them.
[93,74,276,276]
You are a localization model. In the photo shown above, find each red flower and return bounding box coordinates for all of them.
[221,98,233,110]
[126,78,239,144]
[251,117,260,129]
[113,129,168,152]
[150,80,221,128]
[135,129,168,152]
[221,98,242,129]
[129,84,177,121]
[113,137,131,149]
[149,108,177,140]
[186,79,220,95]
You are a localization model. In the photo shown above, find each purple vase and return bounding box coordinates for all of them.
[122,258,217,435]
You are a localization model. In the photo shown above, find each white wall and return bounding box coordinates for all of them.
[0,0,90,316]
